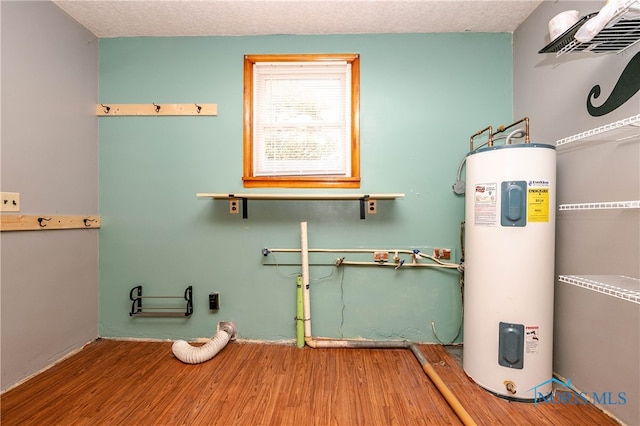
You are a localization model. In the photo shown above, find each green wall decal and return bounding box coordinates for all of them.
[587,51,640,117]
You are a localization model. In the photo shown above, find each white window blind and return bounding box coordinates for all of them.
[253,61,352,177]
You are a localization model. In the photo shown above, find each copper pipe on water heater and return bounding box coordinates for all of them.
[469,126,493,151]
[491,117,530,144]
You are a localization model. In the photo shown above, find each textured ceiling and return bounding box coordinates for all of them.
[52,0,543,38]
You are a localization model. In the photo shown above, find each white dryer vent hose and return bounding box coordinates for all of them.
[172,323,237,364]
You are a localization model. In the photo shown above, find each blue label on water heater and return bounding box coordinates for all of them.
[499,322,524,369]
[501,181,527,227]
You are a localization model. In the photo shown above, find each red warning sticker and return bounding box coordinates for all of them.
[526,325,540,354]
[474,183,497,226]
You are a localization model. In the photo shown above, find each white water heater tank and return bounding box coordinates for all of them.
[463,142,556,401]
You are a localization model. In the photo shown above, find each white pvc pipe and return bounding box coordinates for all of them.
[172,323,236,364]
[271,248,413,253]
[301,222,312,340]
[266,247,458,267]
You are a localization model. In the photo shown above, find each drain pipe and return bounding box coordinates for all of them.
[301,222,313,347]
[296,276,305,348]
[301,221,408,352]
[172,321,237,364]
[299,222,477,426]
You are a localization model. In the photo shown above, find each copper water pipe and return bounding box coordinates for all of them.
[469,125,493,151]
[491,117,530,144]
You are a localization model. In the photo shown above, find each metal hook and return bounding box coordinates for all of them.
[153,103,161,113]
[101,104,111,114]
[38,217,52,227]
[195,104,202,114]
[83,218,96,227]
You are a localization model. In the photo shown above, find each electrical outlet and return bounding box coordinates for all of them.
[0,192,20,212]
[209,292,220,310]
[432,248,451,260]
[367,199,377,214]
[229,198,239,214]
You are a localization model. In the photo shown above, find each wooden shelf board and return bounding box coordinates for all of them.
[196,193,405,200]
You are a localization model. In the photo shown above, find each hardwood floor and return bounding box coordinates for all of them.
[1,340,619,425]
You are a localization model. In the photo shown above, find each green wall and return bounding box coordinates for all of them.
[98,33,513,342]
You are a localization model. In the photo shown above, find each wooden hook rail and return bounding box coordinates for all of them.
[129,285,194,317]
[0,215,101,232]
[96,103,217,116]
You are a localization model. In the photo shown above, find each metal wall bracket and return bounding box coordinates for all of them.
[129,285,193,317]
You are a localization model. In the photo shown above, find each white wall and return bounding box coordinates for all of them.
[514,2,639,424]
[1,1,99,391]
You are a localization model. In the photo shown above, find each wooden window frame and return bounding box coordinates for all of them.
[243,53,360,188]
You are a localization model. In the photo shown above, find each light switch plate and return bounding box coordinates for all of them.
[0,192,20,212]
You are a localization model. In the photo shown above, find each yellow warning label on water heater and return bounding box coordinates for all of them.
[527,182,550,222]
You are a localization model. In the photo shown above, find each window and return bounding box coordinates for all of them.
[243,54,360,188]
